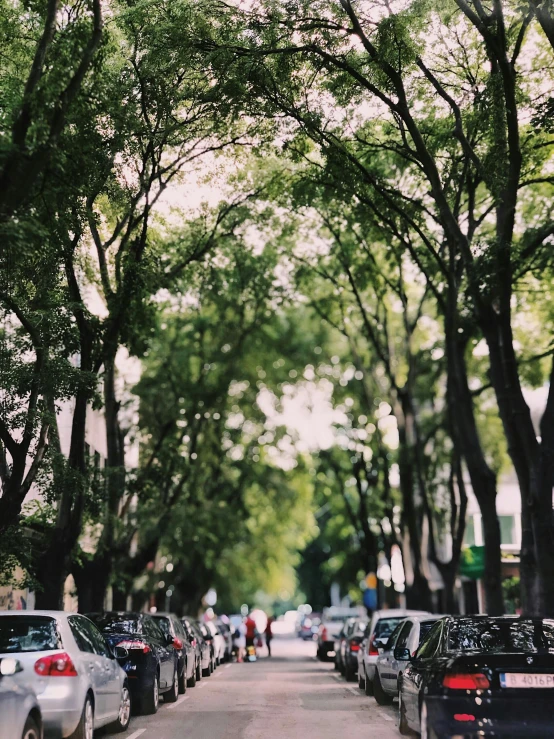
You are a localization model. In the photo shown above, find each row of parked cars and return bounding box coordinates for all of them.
[0,609,235,739]
[319,607,554,738]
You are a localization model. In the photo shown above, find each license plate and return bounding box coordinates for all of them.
[500,673,554,688]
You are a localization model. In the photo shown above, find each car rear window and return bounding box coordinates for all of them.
[152,617,170,637]
[419,621,437,644]
[0,616,62,653]
[374,617,404,639]
[448,619,554,653]
[88,614,140,634]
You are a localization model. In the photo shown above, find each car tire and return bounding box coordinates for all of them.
[188,661,197,688]
[345,663,356,682]
[398,691,412,736]
[358,669,365,690]
[373,671,393,705]
[364,672,374,696]
[141,673,160,715]
[110,683,132,733]
[196,660,202,681]
[178,663,188,694]
[165,668,179,703]
[22,716,41,739]
[70,695,94,739]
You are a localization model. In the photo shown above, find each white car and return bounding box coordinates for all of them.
[0,657,43,739]
[357,609,430,696]
[373,615,442,704]
[205,621,226,665]
[0,611,131,738]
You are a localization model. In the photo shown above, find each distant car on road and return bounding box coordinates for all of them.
[298,614,321,641]
[358,609,430,696]
[0,656,43,739]
[317,607,361,661]
[337,618,368,682]
[216,619,233,662]
[373,615,440,704]
[399,615,554,738]
[182,618,209,679]
[204,621,226,665]
[0,611,131,737]
[88,611,178,715]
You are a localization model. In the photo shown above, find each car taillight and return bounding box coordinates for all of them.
[350,643,360,652]
[454,714,476,722]
[368,636,379,656]
[117,640,151,654]
[443,673,490,690]
[173,637,183,649]
[321,627,328,641]
[34,652,78,677]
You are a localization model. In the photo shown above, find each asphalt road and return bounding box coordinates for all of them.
[103,637,399,739]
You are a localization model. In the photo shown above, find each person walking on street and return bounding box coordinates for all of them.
[245,613,257,649]
[265,616,274,658]
[234,622,246,663]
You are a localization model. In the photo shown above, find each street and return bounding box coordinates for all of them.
[104,638,398,739]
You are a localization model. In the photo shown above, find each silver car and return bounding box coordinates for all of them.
[0,657,42,739]
[0,611,131,738]
[357,608,430,695]
[373,615,441,704]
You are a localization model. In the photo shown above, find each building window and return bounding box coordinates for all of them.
[498,515,516,545]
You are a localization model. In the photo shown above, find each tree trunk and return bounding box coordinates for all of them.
[445,327,504,615]
[73,556,111,613]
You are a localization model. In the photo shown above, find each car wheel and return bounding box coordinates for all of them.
[187,660,197,688]
[345,663,356,682]
[22,716,40,739]
[70,695,94,739]
[364,672,374,696]
[398,691,412,736]
[110,683,131,733]
[419,700,439,739]
[196,660,202,681]
[358,666,365,690]
[165,668,179,703]
[178,663,187,694]
[141,673,160,715]
[373,671,393,706]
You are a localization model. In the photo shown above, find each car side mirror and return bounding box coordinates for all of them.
[166,634,175,646]
[112,646,129,660]
[0,658,23,676]
[394,647,411,661]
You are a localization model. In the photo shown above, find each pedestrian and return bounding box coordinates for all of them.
[244,613,257,650]
[265,616,274,658]
[234,622,246,663]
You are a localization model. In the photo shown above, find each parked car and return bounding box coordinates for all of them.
[87,611,178,715]
[373,615,440,704]
[196,622,217,673]
[399,615,554,738]
[0,611,131,737]
[334,617,356,673]
[0,656,43,739]
[182,617,209,679]
[151,612,196,690]
[317,607,360,661]
[298,614,321,641]
[216,619,233,662]
[338,618,368,682]
[358,608,429,696]
[204,621,226,665]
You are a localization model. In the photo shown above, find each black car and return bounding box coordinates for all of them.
[87,611,178,715]
[152,613,196,691]
[183,617,210,678]
[399,615,554,738]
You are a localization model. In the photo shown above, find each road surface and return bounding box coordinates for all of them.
[104,637,399,739]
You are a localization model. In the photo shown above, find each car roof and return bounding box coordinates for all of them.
[0,610,72,618]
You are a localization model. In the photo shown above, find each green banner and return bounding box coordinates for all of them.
[460,545,485,580]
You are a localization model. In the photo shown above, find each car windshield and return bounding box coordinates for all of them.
[88,614,140,634]
[448,619,554,653]
[0,616,62,654]
[374,618,404,639]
